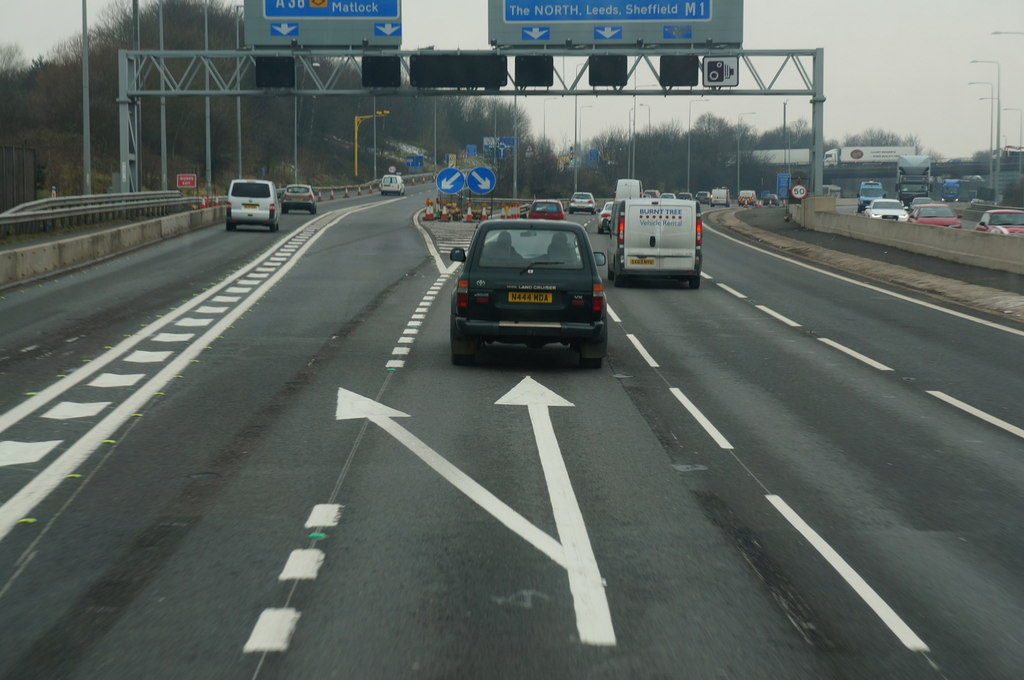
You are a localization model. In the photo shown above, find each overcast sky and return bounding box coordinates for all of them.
[3,0,1023,160]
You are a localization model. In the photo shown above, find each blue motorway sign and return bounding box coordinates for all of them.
[467,167,497,195]
[501,1,710,22]
[776,173,792,199]
[436,168,465,195]
[264,0,399,19]
[466,144,478,158]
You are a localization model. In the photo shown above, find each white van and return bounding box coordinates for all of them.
[380,174,405,196]
[614,178,643,200]
[711,187,730,207]
[606,197,702,289]
[226,179,279,232]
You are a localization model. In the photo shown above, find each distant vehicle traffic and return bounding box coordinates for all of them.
[677,192,694,200]
[568,191,597,214]
[824,146,916,167]
[907,204,963,228]
[975,209,1024,235]
[379,174,405,196]
[695,191,711,206]
[857,181,885,213]
[864,199,909,221]
[598,201,614,233]
[737,190,757,206]
[448,221,608,367]
[526,200,566,220]
[660,193,676,199]
[281,184,317,214]
[762,194,781,206]
[606,197,702,289]
[711,187,731,207]
[226,179,279,232]
[615,179,643,200]
[642,189,661,198]
[896,155,932,207]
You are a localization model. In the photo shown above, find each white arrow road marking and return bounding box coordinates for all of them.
[335,388,566,569]
[496,377,616,647]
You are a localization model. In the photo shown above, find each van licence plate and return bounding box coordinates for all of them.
[629,258,655,266]
[243,203,258,210]
[508,291,552,303]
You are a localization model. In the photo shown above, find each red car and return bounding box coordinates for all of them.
[907,203,962,228]
[975,209,1024,235]
[526,200,566,220]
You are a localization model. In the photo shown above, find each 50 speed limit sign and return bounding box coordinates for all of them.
[790,184,808,200]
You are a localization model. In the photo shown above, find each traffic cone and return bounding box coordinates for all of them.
[317,190,323,202]
[357,186,361,196]
[330,188,335,200]
[441,205,450,222]
[465,205,475,222]
[343,186,350,198]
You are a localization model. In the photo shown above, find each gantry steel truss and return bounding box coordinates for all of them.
[118,47,825,193]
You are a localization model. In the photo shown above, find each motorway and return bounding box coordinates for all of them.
[0,183,1022,679]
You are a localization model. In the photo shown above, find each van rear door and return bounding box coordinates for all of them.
[623,199,697,274]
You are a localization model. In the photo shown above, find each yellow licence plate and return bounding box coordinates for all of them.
[242,203,258,210]
[630,258,655,266]
[508,291,553,303]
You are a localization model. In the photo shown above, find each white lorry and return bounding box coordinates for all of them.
[606,197,702,289]
[823,146,915,167]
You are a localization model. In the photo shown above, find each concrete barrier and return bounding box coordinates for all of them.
[792,197,1024,275]
[0,207,225,288]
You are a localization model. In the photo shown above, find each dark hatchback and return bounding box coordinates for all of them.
[449,220,608,368]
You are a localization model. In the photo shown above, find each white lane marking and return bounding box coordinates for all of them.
[385,360,405,368]
[225,287,252,294]
[305,504,343,528]
[391,347,410,355]
[402,328,418,335]
[278,549,325,581]
[411,314,425,320]
[0,204,392,545]
[124,350,173,364]
[41,402,110,420]
[669,388,734,450]
[706,224,1024,338]
[151,333,195,343]
[717,283,748,299]
[606,304,622,323]
[0,441,62,467]
[212,296,241,303]
[175,318,214,328]
[756,305,802,327]
[700,271,713,279]
[496,378,617,646]
[766,494,930,652]
[927,391,1024,440]
[196,306,229,314]
[625,334,659,368]
[243,608,301,653]
[397,337,414,344]
[817,338,893,371]
[87,373,145,388]
[247,273,270,280]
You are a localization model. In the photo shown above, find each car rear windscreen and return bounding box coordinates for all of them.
[231,182,271,198]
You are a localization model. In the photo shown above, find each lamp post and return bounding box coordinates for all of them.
[204,0,212,196]
[686,98,707,193]
[353,109,390,178]
[638,103,651,130]
[81,0,92,194]
[542,96,557,143]
[971,60,1002,202]
[235,4,243,179]
[576,104,593,192]
[969,81,995,191]
[627,106,636,178]
[1004,107,1023,178]
[737,111,756,195]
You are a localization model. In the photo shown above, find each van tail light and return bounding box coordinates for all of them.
[696,216,703,245]
[270,203,276,217]
[456,279,469,309]
[592,283,605,312]
[617,213,625,244]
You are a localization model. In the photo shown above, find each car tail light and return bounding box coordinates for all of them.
[617,213,625,244]
[456,279,469,309]
[592,283,605,312]
[696,216,702,245]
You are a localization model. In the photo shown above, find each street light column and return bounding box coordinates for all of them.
[972,60,1002,202]
[969,81,995,193]
[737,111,756,196]
[687,98,707,193]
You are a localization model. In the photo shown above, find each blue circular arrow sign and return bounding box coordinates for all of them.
[436,167,465,194]
[467,167,497,195]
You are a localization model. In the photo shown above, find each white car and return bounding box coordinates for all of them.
[568,191,597,214]
[864,199,908,222]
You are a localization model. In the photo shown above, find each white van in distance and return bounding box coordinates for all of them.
[380,174,405,196]
[614,178,643,200]
[711,187,731,207]
[606,197,702,289]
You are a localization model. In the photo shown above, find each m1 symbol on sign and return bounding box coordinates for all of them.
[790,184,808,200]
[177,173,197,189]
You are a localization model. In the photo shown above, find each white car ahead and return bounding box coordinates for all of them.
[864,199,908,222]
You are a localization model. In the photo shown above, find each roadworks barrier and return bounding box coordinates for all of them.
[1,207,225,289]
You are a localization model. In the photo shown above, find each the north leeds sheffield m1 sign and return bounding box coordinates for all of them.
[244,0,402,49]
[488,1,743,47]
